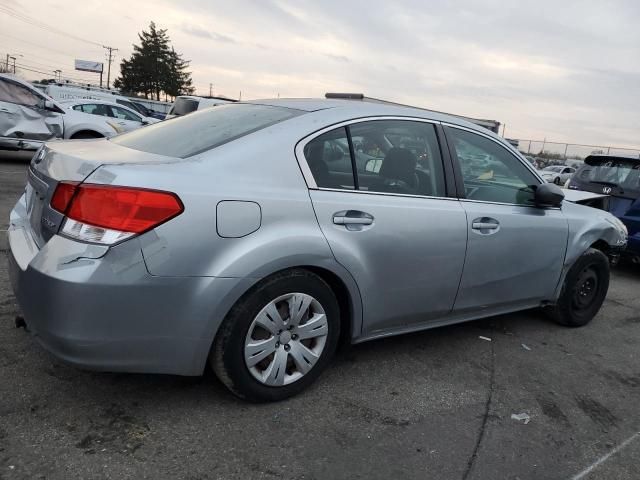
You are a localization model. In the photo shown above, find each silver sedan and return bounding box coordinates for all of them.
[8,99,627,401]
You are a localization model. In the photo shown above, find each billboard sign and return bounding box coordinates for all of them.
[74,60,103,73]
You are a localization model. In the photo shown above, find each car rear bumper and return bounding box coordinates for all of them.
[7,220,252,376]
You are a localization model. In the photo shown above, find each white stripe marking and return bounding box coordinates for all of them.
[570,431,640,480]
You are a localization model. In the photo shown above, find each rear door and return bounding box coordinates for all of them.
[301,119,468,336]
[444,125,568,312]
[0,76,63,141]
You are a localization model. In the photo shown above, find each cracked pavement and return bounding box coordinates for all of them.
[1,152,640,479]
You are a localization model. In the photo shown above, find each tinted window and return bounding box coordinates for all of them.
[447,127,539,205]
[351,120,445,196]
[169,97,199,116]
[0,78,43,107]
[303,127,355,190]
[112,103,303,158]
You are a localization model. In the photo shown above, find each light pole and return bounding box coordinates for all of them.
[6,53,23,73]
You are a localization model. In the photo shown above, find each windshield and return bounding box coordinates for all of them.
[577,158,640,195]
[111,103,303,158]
[543,166,563,172]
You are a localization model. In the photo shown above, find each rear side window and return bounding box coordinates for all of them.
[112,103,303,158]
[303,120,446,197]
[169,97,199,116]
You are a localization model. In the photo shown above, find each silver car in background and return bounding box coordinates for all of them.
[8,99,627,401]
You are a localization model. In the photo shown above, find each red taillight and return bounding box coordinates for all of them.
[51,183,183,244]
[51,181,79,213]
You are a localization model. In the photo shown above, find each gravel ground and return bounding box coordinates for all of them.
[1,152,639,480]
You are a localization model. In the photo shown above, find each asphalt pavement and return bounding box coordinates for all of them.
[1,152,639,480]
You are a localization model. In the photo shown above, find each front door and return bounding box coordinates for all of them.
[444,126,568,313]
[303,119,468,336]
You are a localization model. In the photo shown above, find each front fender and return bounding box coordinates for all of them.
[552,201,627,299]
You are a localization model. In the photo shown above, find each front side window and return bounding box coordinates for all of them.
[447,127,539,205]
[110,106,141,122]
[303,120,446,197]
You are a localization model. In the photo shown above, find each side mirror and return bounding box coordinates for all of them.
[44,100,56,111]
[141,119,149,125]
[534,182,564,208]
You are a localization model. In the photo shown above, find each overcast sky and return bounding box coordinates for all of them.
[2,0,639,148]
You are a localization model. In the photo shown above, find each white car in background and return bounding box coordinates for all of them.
[0,73,127,150]
[165,95,236,119]
[60,99,159,132]
[540,165,576,185]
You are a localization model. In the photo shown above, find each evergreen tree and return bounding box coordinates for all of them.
[113,22,194,100]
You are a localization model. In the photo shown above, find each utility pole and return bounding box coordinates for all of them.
[54,70,61,82]
[209,83,213,97]
[4,54,8,71]
[103,45,118,89]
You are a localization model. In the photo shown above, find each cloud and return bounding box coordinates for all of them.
[2,0,639,147]
[179,24,237,44]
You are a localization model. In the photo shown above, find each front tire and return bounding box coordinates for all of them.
[211,269,340,402]
[546,248,610,327]
[554,177,561,185]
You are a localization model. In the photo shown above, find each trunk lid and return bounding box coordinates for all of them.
[26,138,175,247]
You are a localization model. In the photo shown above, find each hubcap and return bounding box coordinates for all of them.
[244,293,328,386]
[572,266,599,311]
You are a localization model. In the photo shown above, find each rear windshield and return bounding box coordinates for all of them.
[111,103,303,158]
[577,158,640,195]
[168,97,199,116]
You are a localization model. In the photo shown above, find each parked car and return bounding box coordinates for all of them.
[568,155,639,261]
[165,95,236,119]
[8,100,627,401]
[540,165,576,185]
[45,84,166,120]
[60,99,159,132]
[0,74,129,151]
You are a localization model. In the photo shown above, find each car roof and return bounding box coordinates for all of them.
[245,98,498,136]
[59,98,134,109]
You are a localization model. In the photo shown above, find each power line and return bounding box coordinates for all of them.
[0,4,105,47]
[0,32,99,59]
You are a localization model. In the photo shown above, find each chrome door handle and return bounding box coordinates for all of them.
[333,216,373,225]
[472,222,499,230]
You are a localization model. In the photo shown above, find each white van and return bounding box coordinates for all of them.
[165,95,236,119]
[44,84,168,120]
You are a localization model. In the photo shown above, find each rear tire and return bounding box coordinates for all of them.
[546,248,610,327]
[211,269,340,402]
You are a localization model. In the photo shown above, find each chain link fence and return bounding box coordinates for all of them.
[515,139,640,166]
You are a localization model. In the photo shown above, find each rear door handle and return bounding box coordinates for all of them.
[471,217,500,234]
[472,222,499,230]
[332,210,374,230]
[333,216,373,225]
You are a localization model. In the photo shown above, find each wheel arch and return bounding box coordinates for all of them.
[199,262,363,375]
